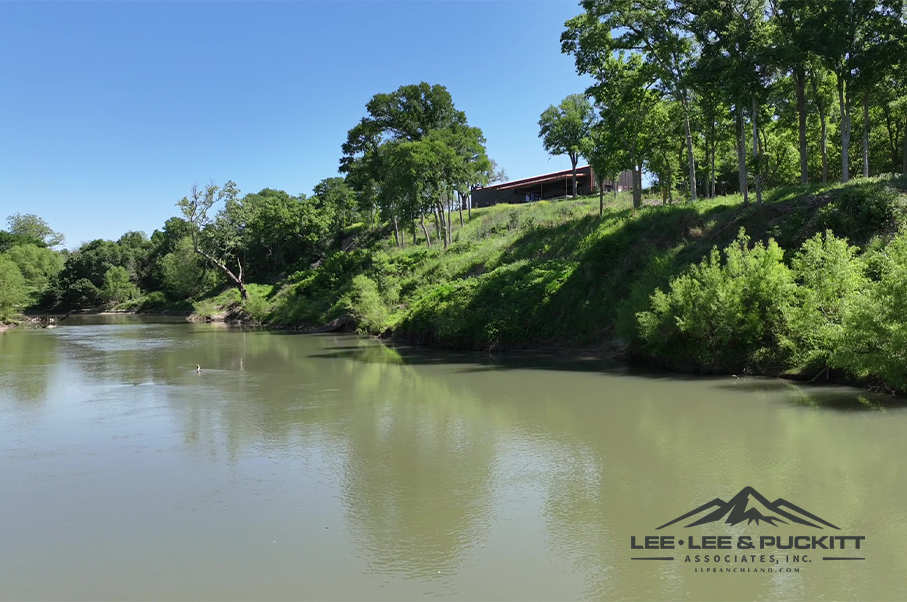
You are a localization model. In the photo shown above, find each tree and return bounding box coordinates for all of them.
[341,83,488,247]
[101,266,139,304]
[159,237,219,300]
[563,25,656,209]
[566,0,700,200]
[538,94,594,198]
[5,214,64,247]
[177,181,249,300]
[313,177,358,232]
[2,244,64,301]
[802,0,902,182]
[341,82,472,243]
[582,122,627,215]
[0,255,28,319]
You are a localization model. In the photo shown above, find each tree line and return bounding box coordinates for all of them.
[547,0,907,210]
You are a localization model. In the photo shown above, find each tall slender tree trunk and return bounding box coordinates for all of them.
[862,92,870,178]
[838,78,851,182]
[411,220,417,246]
[419,214,431,248]
[570,155,578,199]
[392,215,401,248]
[436,203,449,249]
[458,191,465,228]
[598,180,604,216]
[795,69,808,185]
[736,105,749,206]
[903,113,907,174]
[467,191,472,220]
[682,101,697,201]
[708,119,717,198]
[751,96,763,206]
[710,139,716,198]
[811,78,829,183]
[631,139,641,209]
[433,205,441,241]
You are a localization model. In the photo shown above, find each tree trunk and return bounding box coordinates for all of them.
[392,215,401,248]
[467,192,472,220]
[752,95,763,206]
[419,214,432,248]
[862,92,870,178]
[903,113,907,174]
[811,77,829,183]
[194,246,247,301]
[458,191,465,228]
[683,103,697,201]
[436,203,449,250]
[795,69,808,185]
[838,77,851,182]
[631,140,641,209]
[433,205,441,241]
[710,138,716,198]
[411,219,417,246]
[736,105,749,206]
[571,155,578,199]
[820,112,829,183]
[598,181,604,217]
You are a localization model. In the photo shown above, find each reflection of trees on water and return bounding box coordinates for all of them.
[0,329,59,409]
[23,322,906,600]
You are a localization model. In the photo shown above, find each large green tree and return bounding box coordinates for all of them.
[538,94,594,199]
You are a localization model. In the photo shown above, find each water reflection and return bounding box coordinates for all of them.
[1,320,906,600]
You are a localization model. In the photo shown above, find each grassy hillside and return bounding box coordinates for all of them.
[265,176,902,339]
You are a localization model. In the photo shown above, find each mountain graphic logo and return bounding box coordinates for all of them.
[657,486,839,530]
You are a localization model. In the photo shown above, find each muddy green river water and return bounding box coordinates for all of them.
[1,316,905,600]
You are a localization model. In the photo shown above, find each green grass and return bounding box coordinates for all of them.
[191,283,275,323]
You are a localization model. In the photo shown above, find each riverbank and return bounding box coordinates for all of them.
[158,175,906,392]
[21,175,907,394]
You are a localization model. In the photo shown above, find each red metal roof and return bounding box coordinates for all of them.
[480,166,591,191]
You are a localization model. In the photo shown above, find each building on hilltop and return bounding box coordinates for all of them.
[471,166,634,209]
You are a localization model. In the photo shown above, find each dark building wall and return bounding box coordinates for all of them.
[472,167,633,209]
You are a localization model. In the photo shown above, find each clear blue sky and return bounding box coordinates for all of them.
[0,1,591,247]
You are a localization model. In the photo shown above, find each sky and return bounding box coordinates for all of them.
[0,1,592,247]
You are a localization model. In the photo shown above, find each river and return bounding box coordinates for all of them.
[1,316,905,601]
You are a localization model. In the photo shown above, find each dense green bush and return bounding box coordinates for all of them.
[636,229,795,372]
[784,231,866,373]
[831,232,907,391]
[101,266,140,304]
[815,180,902,245]
[346,275,391,333]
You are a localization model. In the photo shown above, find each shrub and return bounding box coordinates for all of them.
[240,295,270,323]
[815,181,901,245]
[831,232,907,392]
[636,229,795,372]
[783,231,866,372]
[346,275,390,334]
[101,266,139,304]
[65,278,104,309]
